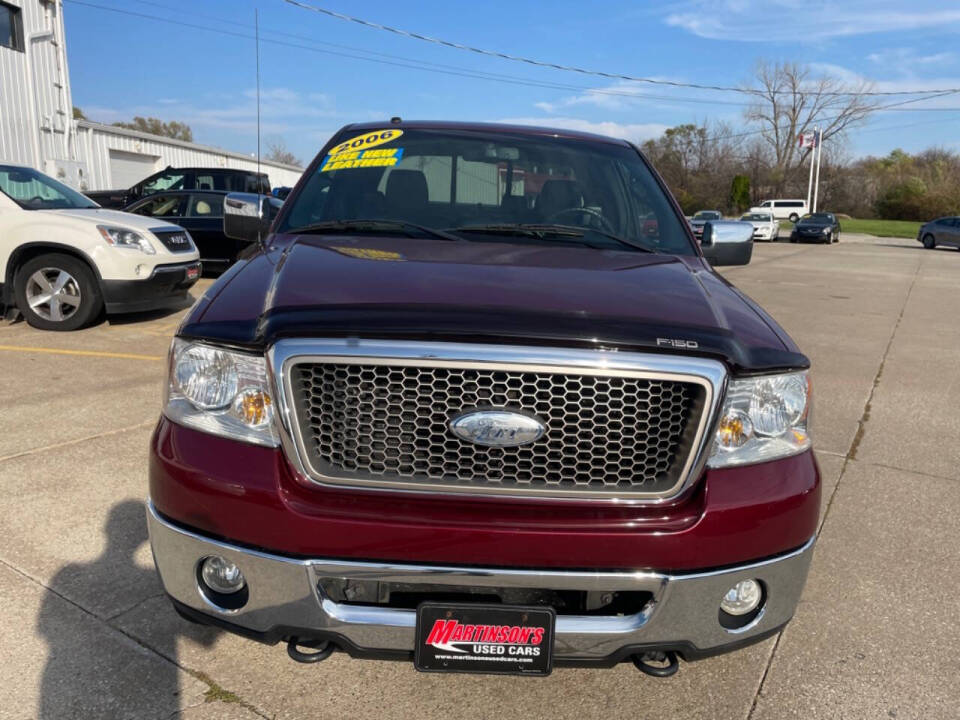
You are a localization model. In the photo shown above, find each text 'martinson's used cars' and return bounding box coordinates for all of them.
[148,121,818,677]
[0,164,200,331]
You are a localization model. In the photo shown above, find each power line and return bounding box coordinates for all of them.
[280,0,960,99]
[704,91,960,145]
[62,0,960,147]
[63,0,751,108]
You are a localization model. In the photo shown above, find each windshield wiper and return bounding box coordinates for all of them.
[287,219,463,243]
[450,223,658,253]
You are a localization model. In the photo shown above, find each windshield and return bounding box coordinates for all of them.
[802,213,833,223]
[0,165,98,210]
[693,211,722,220]
[741,213,771,221]
[279,128,695,255]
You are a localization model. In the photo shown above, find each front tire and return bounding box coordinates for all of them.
[14,253,103,331]
[922,234,936,249]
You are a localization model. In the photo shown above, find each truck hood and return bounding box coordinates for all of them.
[183,235,807,373]
[48,207,184,234]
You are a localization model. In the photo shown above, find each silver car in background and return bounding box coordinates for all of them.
[917,217,960,250]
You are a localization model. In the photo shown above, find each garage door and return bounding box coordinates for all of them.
[108,150,158,189]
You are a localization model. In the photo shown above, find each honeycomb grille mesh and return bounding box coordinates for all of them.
[289,363,706,495]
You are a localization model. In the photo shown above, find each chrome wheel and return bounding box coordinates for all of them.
[25,268,82,322]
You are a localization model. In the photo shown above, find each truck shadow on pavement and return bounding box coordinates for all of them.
[36,500,220,719]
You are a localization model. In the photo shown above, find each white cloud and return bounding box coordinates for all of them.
[84,87,341,136]
[497,116,669,143]
[663,1,960,41]
[867,48,955,67]
[533,80,708,114]
[805,62,960,102]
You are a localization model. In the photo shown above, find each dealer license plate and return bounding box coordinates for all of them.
[414,603,555,676]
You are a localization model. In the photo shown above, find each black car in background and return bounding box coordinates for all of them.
[790,213,841,244]
[88,167,270,209]
[124,190,254,268]
[917,216,960,250]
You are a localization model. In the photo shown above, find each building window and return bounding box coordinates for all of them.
[0,1,24,52]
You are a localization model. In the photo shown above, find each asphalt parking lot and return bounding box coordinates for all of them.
[1,233,958,720]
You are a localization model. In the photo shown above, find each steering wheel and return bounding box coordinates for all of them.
[546,206,617,234]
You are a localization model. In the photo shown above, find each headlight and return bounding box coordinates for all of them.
[164,339,278,447]
[97,225,156,255]
[707,371,811,468]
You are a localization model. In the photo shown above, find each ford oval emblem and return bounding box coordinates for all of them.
[449,410,546,448]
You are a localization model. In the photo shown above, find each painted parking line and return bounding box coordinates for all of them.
[0,344,164,361]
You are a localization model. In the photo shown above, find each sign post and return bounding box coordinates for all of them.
[812,128,823,213]
[800,128,819,214]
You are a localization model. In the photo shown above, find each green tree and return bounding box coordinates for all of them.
[729,174,751,213]
[112,116,193,142]
[72,106,87,120]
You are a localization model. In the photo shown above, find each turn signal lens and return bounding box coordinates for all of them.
[232,389,273,428]
[715,409,753,450]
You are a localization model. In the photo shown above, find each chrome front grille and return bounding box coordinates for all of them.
[274,341,726,500]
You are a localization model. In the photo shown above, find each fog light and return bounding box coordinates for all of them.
[720,579,762,616]
[200,556,245,594]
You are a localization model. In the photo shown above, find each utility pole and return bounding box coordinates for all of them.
[812,128,823,213]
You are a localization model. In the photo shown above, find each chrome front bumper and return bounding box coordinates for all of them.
[147,502,815,663]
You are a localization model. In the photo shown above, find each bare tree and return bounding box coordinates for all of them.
[744,61,877,192]
[265,138,302,167]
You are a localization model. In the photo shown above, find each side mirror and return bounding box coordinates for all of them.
[223,193,281,244]
[700,221,754,266]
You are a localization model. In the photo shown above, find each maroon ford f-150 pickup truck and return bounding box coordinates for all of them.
[148,121,818,677]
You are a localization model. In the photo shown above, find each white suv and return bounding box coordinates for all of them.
[750,199,808,223]
[0,163,201,331]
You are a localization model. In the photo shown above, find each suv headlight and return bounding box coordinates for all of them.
[707,371,811,468]
[163,339,278,447]
[97,225,156,255]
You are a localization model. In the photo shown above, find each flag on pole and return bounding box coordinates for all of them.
[798,132,818,148]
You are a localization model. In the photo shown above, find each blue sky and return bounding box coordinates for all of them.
[65,0,960,166]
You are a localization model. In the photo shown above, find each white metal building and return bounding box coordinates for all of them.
[0,0,302,192]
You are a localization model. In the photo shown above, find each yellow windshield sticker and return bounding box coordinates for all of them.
[329,129,403,156]
[320,146,403,172]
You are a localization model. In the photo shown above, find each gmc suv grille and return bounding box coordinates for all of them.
[287,360,709,497]
[152,229,194,253]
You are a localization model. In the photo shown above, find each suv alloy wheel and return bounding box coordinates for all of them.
[15,253,103,331]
